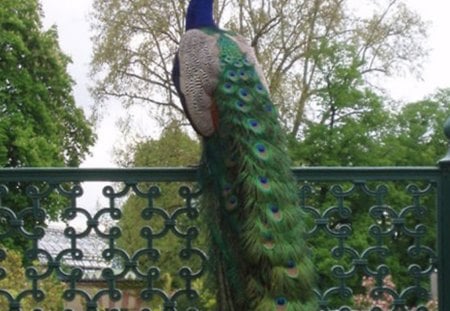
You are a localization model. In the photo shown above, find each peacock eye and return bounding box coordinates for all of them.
[276,297,287,306]
[242,57,252,66]
[238,69,249,80]
[240,88,249,96]
[222,82,235,94]
[249,119,258,127]
[269,204,279,213]
[227,70,238,81]
[234,60,244,68]
[239,88,252,101]
[234,99,250,113]
[254,142,269,160]
[255,83,266,94]
[223,183,232,192]
[224,56,233,63]
[246,118,263,133]
[256,143,265,153]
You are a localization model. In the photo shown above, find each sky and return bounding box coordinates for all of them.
[39,0,450,168]
[40,0,117,168]
[382,1,450,100]
[39,0,450,225]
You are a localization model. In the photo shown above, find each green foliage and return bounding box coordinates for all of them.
[90,0,427,135]
[291,87,448,308]
[382,89,450,166]
[288,39,390,166]
[0,0,95,254]
[0,248,66,310]
[0,0,95,168]
[89,0,443,308]
[288,38,448,167]
[116,124,216,309]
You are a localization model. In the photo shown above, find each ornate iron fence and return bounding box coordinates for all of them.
[0,130,449,310]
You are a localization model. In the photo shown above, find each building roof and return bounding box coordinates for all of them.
[38,227,137,281]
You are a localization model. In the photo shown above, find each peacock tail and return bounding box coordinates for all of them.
[172,1,317,309]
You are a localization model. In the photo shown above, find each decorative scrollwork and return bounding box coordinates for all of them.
[0,170,440,310]
[303,178,437,310]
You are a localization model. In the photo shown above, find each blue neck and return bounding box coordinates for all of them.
[186,0,216,30]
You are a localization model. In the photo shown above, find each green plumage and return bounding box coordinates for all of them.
[195,30,317,310]
[172,1,317,308]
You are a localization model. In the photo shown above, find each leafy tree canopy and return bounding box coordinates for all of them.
[89,1,446,308]
[0,0,96,254]
[116,124,213,309]
[0,0,95,168]
[90,0,427,138]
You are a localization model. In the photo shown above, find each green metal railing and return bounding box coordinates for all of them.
[0,124,448,310]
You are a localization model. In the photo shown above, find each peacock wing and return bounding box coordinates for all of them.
[176,29,221,137]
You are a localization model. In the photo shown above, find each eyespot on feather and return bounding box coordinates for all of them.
[238,88,252,101]
[242,57,252,66]
[258,176,271,191]
[221,82,236,94]
[234,60,244,68]
[235,100,250,112]
[238,69,250,81]
[254,142,269,160]
[268,203,282,221]
[255,83,266,94]
[263,103,275,113]
[226,70,239,82]
[246,118,263,133]
[226,195,238,211]
[222,183,232,196]
[286,260,299,277]
[275,297,288,311]
[262,232,274,250]
[223,55,234,64]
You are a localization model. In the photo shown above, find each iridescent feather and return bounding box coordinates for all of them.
[172,1,317,309]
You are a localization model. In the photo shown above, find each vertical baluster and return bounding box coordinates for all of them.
[437,117,450,310]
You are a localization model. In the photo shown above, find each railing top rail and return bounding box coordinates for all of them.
[0,166,440,182]
[292,166,440,181]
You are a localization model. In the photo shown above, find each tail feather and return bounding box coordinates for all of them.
[200,31,317,310]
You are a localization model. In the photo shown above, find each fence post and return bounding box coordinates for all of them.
[438,117,450,310]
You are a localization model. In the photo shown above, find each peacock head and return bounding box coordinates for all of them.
[186,0,217,30]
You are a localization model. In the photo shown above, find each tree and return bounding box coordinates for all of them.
[90,0,188,123]
[0,248,66,310]
[287,39,391,166]
[0,0,96,253]
[115,124,215,309]
[0,0,95,167]
[90,0,427,137]
[292,88,448,308]
[90,0,437,308]
[0,0,95,173]
[381,89,450,166]
[0,0,95,168]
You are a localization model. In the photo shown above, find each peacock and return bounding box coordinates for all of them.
[171,0,317,310]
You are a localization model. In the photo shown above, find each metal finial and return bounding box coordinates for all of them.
[444,117,450,141]
[439,117,450,164]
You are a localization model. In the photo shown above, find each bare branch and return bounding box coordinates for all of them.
[90,0,428,138]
